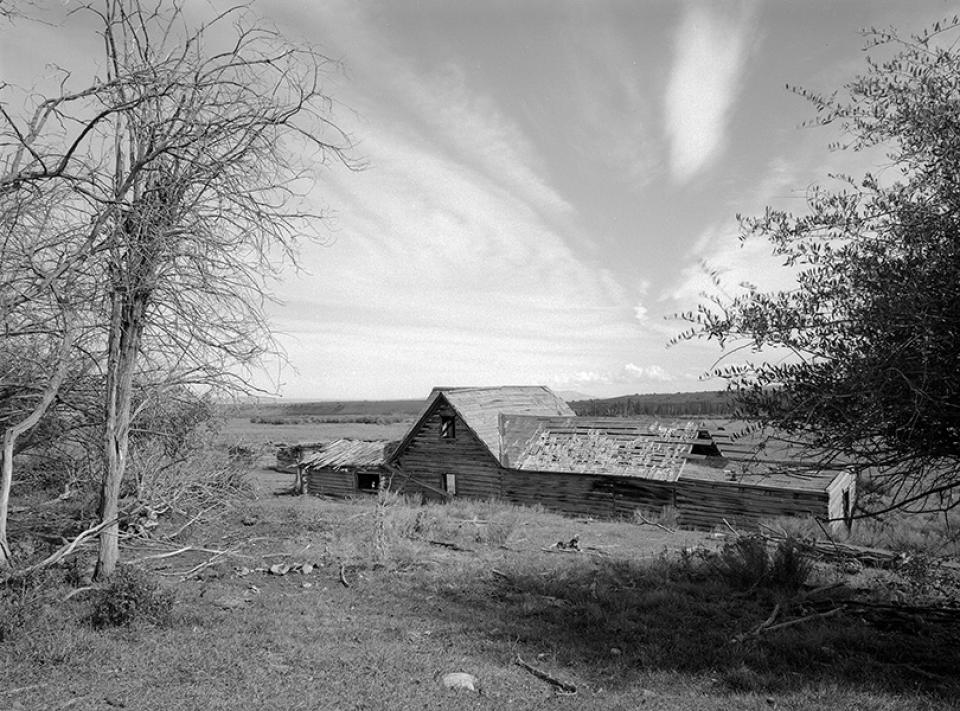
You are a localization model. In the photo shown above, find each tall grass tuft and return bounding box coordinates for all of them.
[714,535,811,592]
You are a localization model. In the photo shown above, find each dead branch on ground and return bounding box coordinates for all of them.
[515,655,577,694]
[2,517,117,582]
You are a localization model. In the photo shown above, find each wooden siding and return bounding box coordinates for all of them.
[612,477,677,517]
[675,479,828,530]
[826,470,856,531]
[304,466,381,497]
[391,400,502,500]
[502,470,615,518]
[501,470,676,519]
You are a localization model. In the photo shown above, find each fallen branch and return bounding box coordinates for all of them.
[731,603,781,643]
[3,518,118,582]
[338,563,350,588]
[129,546,195,564]
[0,683,47,696]
[163,506,217,541]
[634,513,675,533]
[515,655,577,694]
[428,539,474,552]
[61,585,96,602]
[733,607,841,643]
[178,548,237,580]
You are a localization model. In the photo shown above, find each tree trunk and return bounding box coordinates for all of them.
[95,288,146,580]
[0,326,74,570]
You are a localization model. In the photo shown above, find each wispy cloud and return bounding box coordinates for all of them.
[255,10,646,397]
[624,363,673,382]
[665,1,757,183]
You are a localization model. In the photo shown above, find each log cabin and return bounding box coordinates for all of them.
[386,386,856,531]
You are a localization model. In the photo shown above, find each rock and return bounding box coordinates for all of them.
[269,563,291,576]
[302,582,313,589]
[610,647,622,656]
[441,672,478,693]
[301,563,314,575]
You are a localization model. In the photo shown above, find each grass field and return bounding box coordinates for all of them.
[2,460,959,711]
[219,416,414,449]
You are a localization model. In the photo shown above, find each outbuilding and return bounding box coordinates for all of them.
[300,439,393,497]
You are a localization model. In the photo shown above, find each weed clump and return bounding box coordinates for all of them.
[88,566,174,628]
[714,535,811,592]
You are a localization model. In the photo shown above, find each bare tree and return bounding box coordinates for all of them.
[1,0,353,577]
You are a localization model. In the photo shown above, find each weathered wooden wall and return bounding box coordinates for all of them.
[501,470,676,519]
[304,466,379,497]
[502,470,615,517]
[826,470,857,531]
[391,399,502,500]
[675,479,829,530]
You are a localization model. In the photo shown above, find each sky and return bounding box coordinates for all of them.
[1,1,953,400]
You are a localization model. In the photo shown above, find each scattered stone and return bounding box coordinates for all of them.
[301,563,314,575]
[441,672,478,693]
[609,647,622,657]
[269,563,291,576]
[302,582,313,589]
[236,566,252,577]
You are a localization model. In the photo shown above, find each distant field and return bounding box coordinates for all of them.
[219,416,415,447]
[226,398,426,419]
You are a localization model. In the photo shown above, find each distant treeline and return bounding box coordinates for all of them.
[249,414,412,425]
[569,391,736,418]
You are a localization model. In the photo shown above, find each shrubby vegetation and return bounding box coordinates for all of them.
[677,19,960,517]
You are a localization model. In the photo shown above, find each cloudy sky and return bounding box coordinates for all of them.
[1,1,951,400]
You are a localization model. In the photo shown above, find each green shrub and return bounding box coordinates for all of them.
[88,566,174,628]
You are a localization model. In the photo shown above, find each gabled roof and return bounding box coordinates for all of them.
[301,439,390,469]
[390,386,575,463]
[500,415,700,481]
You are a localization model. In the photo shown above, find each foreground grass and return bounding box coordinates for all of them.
[2,492,958,710]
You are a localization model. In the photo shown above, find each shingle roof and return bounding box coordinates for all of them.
[681,460,844,492]
[429,386,575,460]
[500,415,700,481]
[301,439,389,469]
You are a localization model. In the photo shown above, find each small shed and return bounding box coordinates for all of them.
[300,439,391,497]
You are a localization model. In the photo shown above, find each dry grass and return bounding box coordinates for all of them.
[2,477,958,710]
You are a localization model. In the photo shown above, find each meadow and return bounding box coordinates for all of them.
[2,459,959,710]
[3,404,959,710]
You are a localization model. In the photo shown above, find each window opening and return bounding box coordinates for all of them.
[357,472,380,492]
[440,415,456,439]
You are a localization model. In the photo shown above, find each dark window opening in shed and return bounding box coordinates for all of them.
[443,473,456,495]
[357,472,380,492]
[440,415,456,439]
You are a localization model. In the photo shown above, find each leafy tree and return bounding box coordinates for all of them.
[677,19,960,517]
